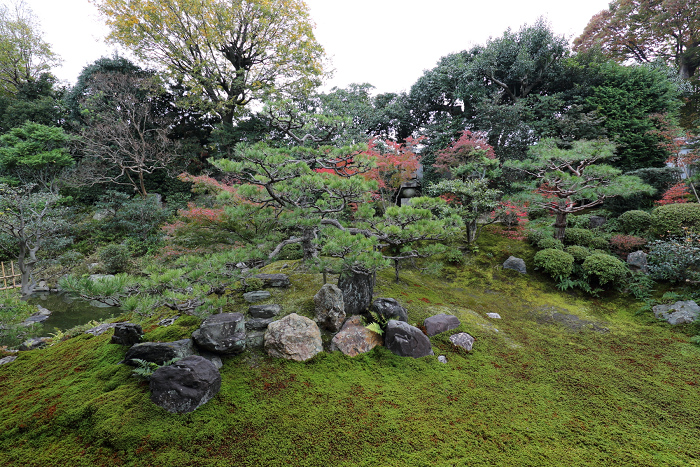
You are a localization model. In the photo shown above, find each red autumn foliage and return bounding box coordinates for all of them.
[656,182,690,205]
[361,137,422,195]
[610,234,647,257]
[433,130,495,176]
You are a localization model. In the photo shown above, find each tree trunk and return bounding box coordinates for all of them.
[394,259,400,283]
[17,242,36,297]
[554,210,568,241]
[465,219,478,244]
[301,227,319,261]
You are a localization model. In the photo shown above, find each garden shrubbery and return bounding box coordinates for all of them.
[650,203,700,237]
[647,232,700,283]
[565,245,591,263]
[582,253,628,286]
[563,228,594,246]
[619,210,652,235]
[534,248,574,281]
[537,237,564,250]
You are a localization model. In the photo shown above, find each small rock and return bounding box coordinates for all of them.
[88,274,115,282]
[149,356,221,414]
[85,323,117,336]
[503,256,527,274]
[111,323,143,346]
[243,291,271,303]
[653,300,700,325]
[0,356,17,365]
[627,251,648,273]
[330,315,383,357]
[253,273,290,288]
[248,304,281,319]
[246,331,265,349]
[245,317,274,330]
[158,316,179,327]
[424,314,461,336]
[486,313,501,319]
[192,313,246,355]
[314,284,346,332]
[438,355,447,364]
[124,339,196,366]
[450,333,475,352]
[370,298,408,322]
[19,337,50,351]
[589,215,607,229]
[385,320,434,358]
[264,313,323,361]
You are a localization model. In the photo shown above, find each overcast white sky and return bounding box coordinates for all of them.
[23,0,613,94]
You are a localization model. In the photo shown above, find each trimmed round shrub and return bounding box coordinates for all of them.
[619,210,652,234]
[582,253,628,286]
[99,243,131,274]
[588,236,610,251]
[534,248,574,280]
[567,214,591,229]
[565,245,591,263]
[537,237,564,250]
[527,228,550,246]
[563,228,594,246]
[650,203,700,237]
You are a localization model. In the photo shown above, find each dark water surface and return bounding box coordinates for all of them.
[27,292,122,334]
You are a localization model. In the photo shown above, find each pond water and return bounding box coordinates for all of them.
[27,292,122,334]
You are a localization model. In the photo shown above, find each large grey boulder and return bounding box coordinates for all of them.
[424,314,461,336]
[248,304,281,319]
[330,315,383,357]
[627,251,648,273]
[253,273,290,287]
[111,323,143,346]
[503,256,527,274]
[370,298,408,322]
[192,313,246,355]
[124,339,195,366]
[653,301,700,325]
[384,320,434,358]
[149,356,221,413]
[338,271,374,315]
[264,313,323,361]
[450,333,475,352]
[314,284,346,332]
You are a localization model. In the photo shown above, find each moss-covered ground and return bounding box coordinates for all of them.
[1,227,699,466]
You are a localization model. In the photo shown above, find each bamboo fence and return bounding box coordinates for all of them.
[0,261,21,291]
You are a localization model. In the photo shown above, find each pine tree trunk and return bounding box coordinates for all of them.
[554,210,568,241]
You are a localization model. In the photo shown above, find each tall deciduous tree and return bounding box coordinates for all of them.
[94,0,325,124]
[574,0,700,80]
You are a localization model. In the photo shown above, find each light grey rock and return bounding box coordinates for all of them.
[111,323,143,346]
[18,337,50,351]
[438,355,447,364]
[330,315,383,357]
[85,323,117,336]
[88,274,115,282]
[653,301,700,325]
[158,316,179,327]
[253,273,290,288]
[0,355,17,365]
[370,298,408,322]
[314,284,345,332]
[248,304,281,319]
[264,313,322,361]
[450,333,475,352]
[192,313,246,355]
[338,271,374,315]
[384,320,434,358]
[424,314,461,336]
[243,291,271,303]
[486,313,501,319]
[627,250,649,273]
[149,356,221,414]
[124,339,195,366]
[503,256,527,274]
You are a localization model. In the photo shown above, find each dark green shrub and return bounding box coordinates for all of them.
[582,253,628,285]
[604,167,680,213]
[619,210,652,234]
[527,205,549,220]
[278,243,303,260]
[99,243,131,274]
[565,245,591,263]
[588,236,610,251]
[534,248,574,280]
[563,228,594,246]
[647,232,700,283]
[567,214,591,229]
[537,237,564,250]
[650,203,700,237]
[527,228,549,246]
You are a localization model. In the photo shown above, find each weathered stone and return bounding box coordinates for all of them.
[158,316,179,327]
[589,215,607,229]
[111,323,143,346]
[243,291,271,303]
[370,298,408,322]
[20,304,52,326]
[149,356,221,414]
[503,256,527,274]
[89,298,119,308]
[34,281,50,292]
[627,250,648,273]
[124,339,195,366]
[330,315,383,357]
[248,304,281,319]
[384,320,434,358]
[85,323,117,336]
[424,314,461,336]
[0,355,17,365]
[486,313,501,319]
[438,355,447,364]
[653,300,700,325]
[314,284,346,332]
[246,331,265,349]
[338,271,374,315]
[88,274,115,282]
[192,313,246,355]
[253,273,290,288]
[450,332,475,352]
[264,313,323,361]
[197,350,223,370]
[245,317,274,330]
[18,337,50,351]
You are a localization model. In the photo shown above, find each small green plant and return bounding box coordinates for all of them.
[534,248,574,281]
[647,231,700,283]
[588,236,610,251]
[650,203,700,237]
[365,322,384,336]
[131,357,181,381]
[99,243,132,274]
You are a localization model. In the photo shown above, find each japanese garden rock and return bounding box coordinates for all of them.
[21,305,52,326]
[245,317,274,331]
[424,314,461,336]
[384,320,434,358]
[192,313,246,355]
[264,313,322,361]
[450,332,475,352]
[486,313,501,319]
[370,298,408,322]
[124,339,195,366]
[197,350,223,370]
[253,273,290,287]
[149,356,221,414]
[158,316,179,327]
[314,284,346,332]
[18,337,50,351]
[34,281,50,292]
[438,355,447,364]
[330,315,383,357]
[627,251,648,273]
[243,291,271,303]
[248,304,281,319]
[0,355,17,365]
[589,215,607,229]
[503,256,527,274]
[653,300,700,325]
[338,271,374,315]
[246,331,265,349]
[88,274,115,282]
[85,322,117,336]
[111,323,143,346]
